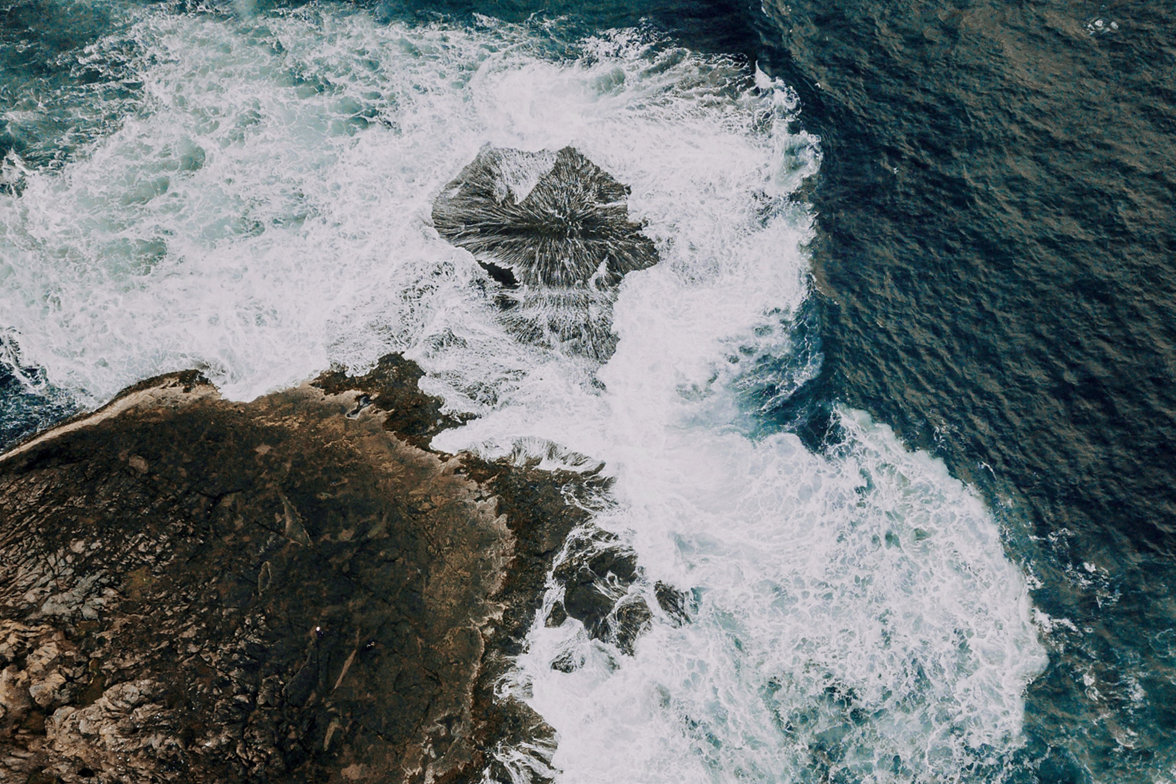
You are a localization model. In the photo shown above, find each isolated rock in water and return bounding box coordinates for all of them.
[433,146,658,360]
[0,355,601,784]
[432,146,656,288]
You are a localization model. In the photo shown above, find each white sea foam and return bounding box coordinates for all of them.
[0,7,1046,782]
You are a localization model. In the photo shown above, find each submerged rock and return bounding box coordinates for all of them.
[433,146,658,360]
[0,356,602,784]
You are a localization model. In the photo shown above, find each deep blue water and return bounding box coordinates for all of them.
[748,3,1176,780]
[2,0,1174,781]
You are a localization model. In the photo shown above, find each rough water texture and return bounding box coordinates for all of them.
[0,355,597,784]
[752,1,1176,779]
[433,146,659,360]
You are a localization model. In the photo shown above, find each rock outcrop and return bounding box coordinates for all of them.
[433,146,659,361]
[0,355,602,784]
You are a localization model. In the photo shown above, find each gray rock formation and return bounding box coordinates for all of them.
[433,146,659,360]
[0,355,603,784]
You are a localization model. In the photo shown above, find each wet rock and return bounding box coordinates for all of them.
[553,533,637,634]
[0,356,593,784]
[544,601,568,629]
[549,530,656,654]
[549,650,583,674]
[654,581,694,626]
[610,597,653,656]
[433,145,658,360]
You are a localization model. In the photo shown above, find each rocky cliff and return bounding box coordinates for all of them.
[0,355,601,784]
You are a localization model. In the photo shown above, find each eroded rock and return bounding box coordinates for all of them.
[0,356,600,784]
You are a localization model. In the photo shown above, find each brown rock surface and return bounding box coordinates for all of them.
[0,356,598,784]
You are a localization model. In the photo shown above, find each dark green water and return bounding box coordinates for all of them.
[2,0,1174,781]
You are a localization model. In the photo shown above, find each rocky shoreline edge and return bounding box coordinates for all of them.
[0,354,606,784]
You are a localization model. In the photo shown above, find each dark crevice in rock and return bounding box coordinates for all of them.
[480,260,518,289]
[540,530,698,663]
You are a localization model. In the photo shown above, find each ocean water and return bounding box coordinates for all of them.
[748,2,1176,781]
[0,1,1170,782]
